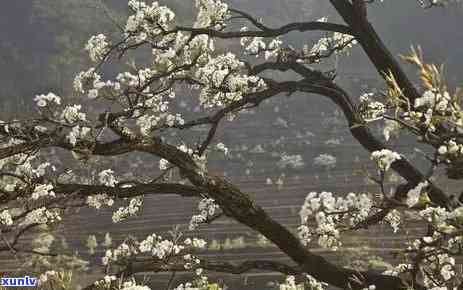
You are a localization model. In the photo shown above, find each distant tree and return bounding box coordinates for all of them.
[0,1,462,290]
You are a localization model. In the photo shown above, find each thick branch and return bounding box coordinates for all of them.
[133,259,301,276]
[82,259,302,290]
[175,21,352,39]
[56,183,202,199]
[329,0,421,104]
[296,79,451,208]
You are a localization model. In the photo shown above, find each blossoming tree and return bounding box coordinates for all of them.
[0,0,462,289]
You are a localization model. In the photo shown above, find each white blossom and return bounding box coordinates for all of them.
[189,198,220,230]
[196,52,266,108]
[0,209,13,226]
[216,142,228,155]
[384,209,401,233]
[414,90,451,112]
[359,93,386,121]
[93,275,116,288]
[406,181,429,208]
[194,0,229,29]
[38,270,57,285]
[306,274,327,290]
[74,68,101,93]
[383,119,401,141]
[87,194,115,209]
[99,169,118,187]
[22,207,61,226]
[85,34,110,62]
[102,242,137,265]
[61,104,87,123]
[67,125,91,146]
[298,191,373,250]
[34,92,61,107]
[159,158,169,170]
[306,32,357,61]
[31,183,55,200]
[112,197,143,223]
[371,149,402,171]
[437,139,463,157]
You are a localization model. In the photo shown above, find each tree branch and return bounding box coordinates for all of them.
[81,259,302,290]
[329,0,422,105]
[56,182,202,199]
[175,21,352,39]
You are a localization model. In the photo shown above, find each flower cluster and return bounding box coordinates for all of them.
[130,88,185,135]
[383,205,460,287]
[426,253,455,284]
[61,105,87,123]
[74,67,122,100]
[112,197,143,223]
[85,34,110,62]
[184,237,207,249]
[22,207,61,226]
[371,149,402,171]
[136,110,185,135]
[385,51,463,181]
[159,158,170,170]
[93,275,117,289]
[189,198,220,230]
[405,181,429,208]
[99,169,118,187]
[303,32,357,62]
[438,139,463,157]
[410,234,457,288]
[125,1,175,37]
[14,160,51,181]
[384,209,401,233]
[306,275,328,290]
[139,234,181,259]
[414,90,451,112]
[87,194,115,209]
[102,242,136,266]
[196,52,267,108]
[215,142,228,155]
[359,93,386,122]
[0,209,13,226]
[38,270,58,286]
[34,92,62,107]
[74,68,102,93]
[239,29,282,60]
[120,280,152,290]
[279,275,327,290]
[419,206,463,234]
[383,263,412,277]
[298,191,373,249]
[174,275,219,290]
[194,0,229,29]
[102,233,206,268]
[95,276,153,290]
[31,183,55,200]
[67,125,91,146]
[279,276,302,290]
[383,119,401,141]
